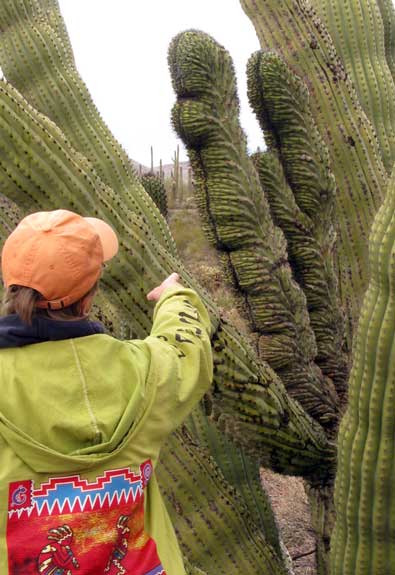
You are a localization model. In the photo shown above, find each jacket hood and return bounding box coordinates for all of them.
[0,405,141,473]
[0,322,147,474]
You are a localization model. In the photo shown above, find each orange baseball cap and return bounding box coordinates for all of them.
[1,209,119,310]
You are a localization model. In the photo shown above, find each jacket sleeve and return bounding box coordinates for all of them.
[131,285,213,447]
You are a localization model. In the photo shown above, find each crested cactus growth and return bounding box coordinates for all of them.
[239,0,387,335]
[168,29,347,573]
[247,51,348,398]
[331,160,395,575]
[311,0,395,174]
[140,172,168,219]
[169,30,340,428]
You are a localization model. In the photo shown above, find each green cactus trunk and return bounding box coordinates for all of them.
[157,426,291,575]
[332,165,395,574]
[186,404,285,560]
[311,0,395,174]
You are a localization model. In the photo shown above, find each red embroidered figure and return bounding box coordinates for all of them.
[104,515,131,575]
[37,524,79,575]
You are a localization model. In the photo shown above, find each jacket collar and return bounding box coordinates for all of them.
[0,314,105,349]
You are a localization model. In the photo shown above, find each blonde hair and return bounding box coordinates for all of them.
[2,284,98,325]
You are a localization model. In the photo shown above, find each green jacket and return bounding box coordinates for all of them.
[0,286,213,575]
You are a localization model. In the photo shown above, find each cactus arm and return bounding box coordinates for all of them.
[247,50,336,222]
[239,0,387,331]
[187,404,286,560]
[168,29,340,427]
[311,0,395,174]
[253,151,348,398]
[376,0,395,82]
[0,0,177,255]
[157,426,291,575]
[248,51,348,398]
[0,79,334,480]
[34,0,76,67]
[331,166,395,574]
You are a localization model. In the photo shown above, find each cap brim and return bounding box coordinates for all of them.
[84,217,119,262]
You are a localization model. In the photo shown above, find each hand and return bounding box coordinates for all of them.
[147,273,181,302]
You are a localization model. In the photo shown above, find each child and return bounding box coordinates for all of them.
[0,209,213,575]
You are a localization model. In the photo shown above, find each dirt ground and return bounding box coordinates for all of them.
[261,469,316,574]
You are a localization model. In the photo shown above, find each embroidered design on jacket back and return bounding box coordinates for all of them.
[6,461,166,575]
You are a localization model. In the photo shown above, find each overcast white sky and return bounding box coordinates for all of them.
[57,0,263,167]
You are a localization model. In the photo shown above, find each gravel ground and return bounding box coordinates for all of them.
[261,469,317,574]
